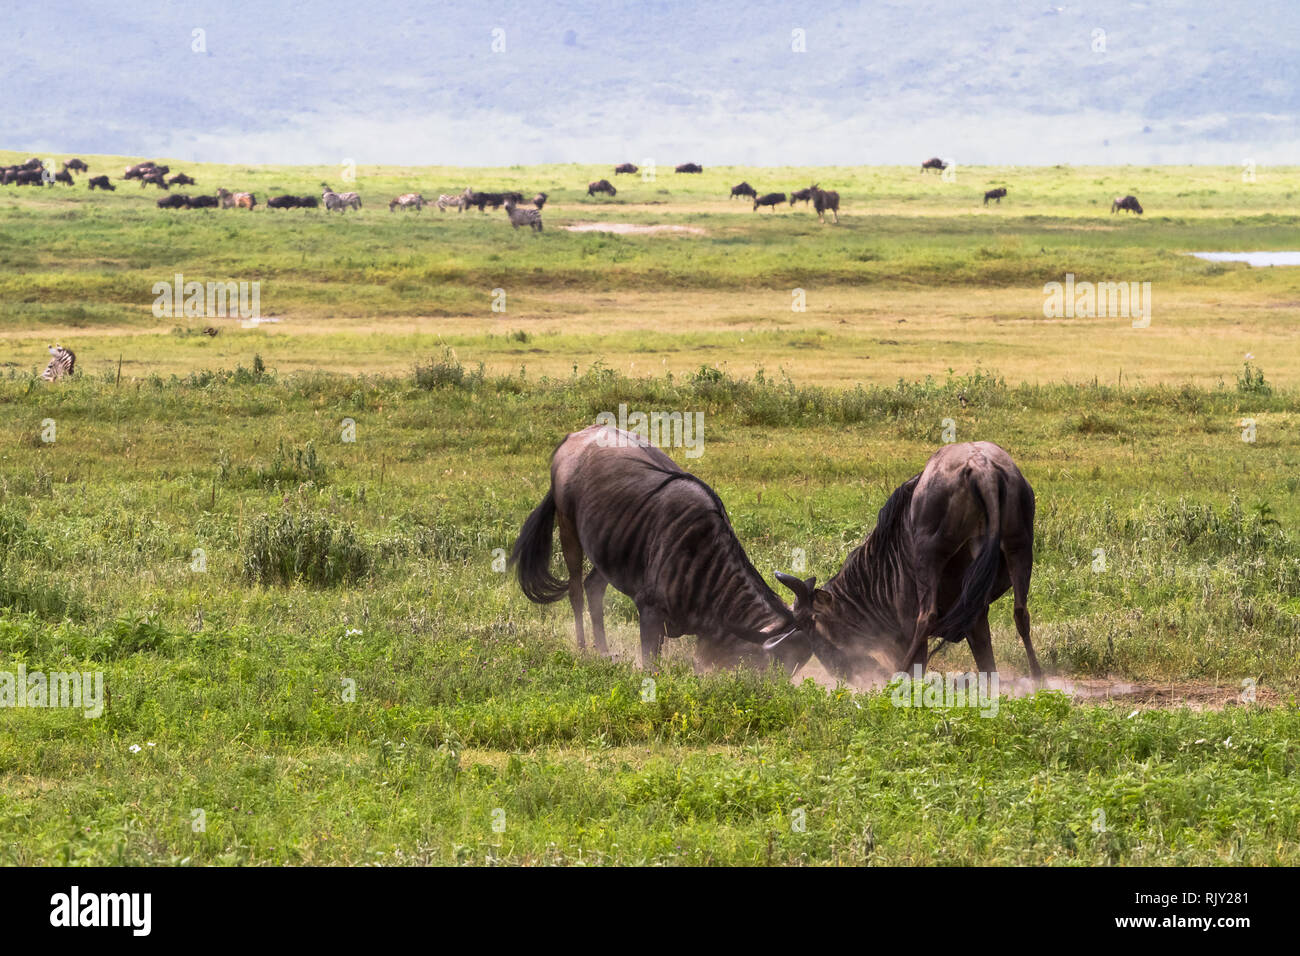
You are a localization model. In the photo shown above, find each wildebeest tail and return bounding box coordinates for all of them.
[510,488,568,603]
[932,467,1003,643]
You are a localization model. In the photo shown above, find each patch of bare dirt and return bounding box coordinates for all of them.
[562,222,706,236]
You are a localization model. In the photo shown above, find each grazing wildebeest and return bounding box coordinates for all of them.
[389,193,428,212]
[460,187,508,211]
[63,158,89,173]
[511,426,813,672]
[157,194,189,209]
[0,167,15,185]
[983,187,1007,205]
[753,191,785,211]
[809,183,840,224]
[187,195,218,208]
[764,442,1041,683]
[587,179,617,197]
[169,173,196,186]
[53,169,74,186]
[14,169,44,186]
[267,194,302,209]
[788,187,813,206]
[921,157,947,173]
[298,195,319,208]
[41,344,76,382]
[675,162,703,174]
[532,192,548,210]
[217,187,256,209]
[87,175,115,191]
[504,199,543,232]
[1111,195,1143,215]
[614,163,638,174]
[730,181,757,200]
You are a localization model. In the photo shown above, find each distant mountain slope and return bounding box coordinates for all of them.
[2,0,1296,165]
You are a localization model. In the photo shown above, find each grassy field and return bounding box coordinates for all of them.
[1,154,1298,865]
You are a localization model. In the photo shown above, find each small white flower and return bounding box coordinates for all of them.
[346,628,363,637]
[1224,736,1233,748]
[1195,738,1207,744]
[147,742,155,748]
[129,744,142,753]
[1126,709,1139,719]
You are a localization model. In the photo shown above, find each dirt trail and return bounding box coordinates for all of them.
[562,222,706,235]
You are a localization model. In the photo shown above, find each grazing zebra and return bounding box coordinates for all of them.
[389,193,428,212]
[503,199,543,232]
[436,193,466,212]
[41,344,75,382]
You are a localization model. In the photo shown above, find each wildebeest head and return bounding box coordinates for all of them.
[769,572,857,678]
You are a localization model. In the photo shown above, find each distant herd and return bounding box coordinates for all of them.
[1,156,1151,223]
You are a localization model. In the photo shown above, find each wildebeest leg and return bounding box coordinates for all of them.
[967,607,996,675]
[1007,542,1043,680]
[831,208,839,223]
[584,569,610,655]
[638,604,665,669]
[557,513,587,650]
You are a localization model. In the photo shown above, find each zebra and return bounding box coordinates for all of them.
[436,193,465,212]
[320,183,361,212]
[41,344,75,382]
[389,193,428,212]
[503,200,543,232]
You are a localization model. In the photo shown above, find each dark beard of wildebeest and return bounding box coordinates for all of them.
[614,163,638,174]
[809,184,839,223]
[753,192,785,211]
[983,187,1007,205]
[730,181,756,199]
[765,442,1041,683]
[511,426,814,673]
[1111,195,1143,215]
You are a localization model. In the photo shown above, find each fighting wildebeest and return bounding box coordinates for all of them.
[614,163,638,174]
[511,426,813,672]
[587,179,617,197]
[63,158,89,173]
[730,181,757,200]
[169,173,196,186]
[983,187,1007,205]
[157,194,189,209]
[389,193,428,212]
[788,187,813,206]
[753,191,785,211]
[1111,195,1143,215]
[87,175,114,191]
[504,199,543,232]
[921,157,947,173]
[764,442,1041,683]
[809,184,840,224]
[675,162,703,173]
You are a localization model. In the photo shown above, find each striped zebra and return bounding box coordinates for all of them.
[436,193,465,212]
[41,344,75,382]
[503,200,543,232]
[320,183,361,212]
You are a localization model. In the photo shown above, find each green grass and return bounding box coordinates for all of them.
[2,155,1299,865]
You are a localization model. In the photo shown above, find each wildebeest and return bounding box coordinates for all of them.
[157,194,189,209]
[1111,195,1143,215]
[614,163,638,174]
[730,181,757,200]
[504,199,543,232]
[789,187,813,206]
[187,195,218,209]
[169,173,196,186]
[587,179,617,197]
[14,169,44,186]
[123,161,155,179]
[63,158,89,173]
[19,158,44,171]
[764,442,1041,683]
[53,169,74,186]
[267,194,302,209]
[809,184,840,224]
[753,191,785,211]
[460,187,508,211]
[511,425,812,672]
[675,162,703,174]
[532,192,548,210]
[217,187,256,209]
[921,157,947,173]
[983,187,1007,205]
[87,175,115,191]
[140,170,170,189]
[389,193,428,212]
[40,344,76,382]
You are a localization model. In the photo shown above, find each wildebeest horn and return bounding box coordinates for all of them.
[763,627,797,651]
[774,571,817,603]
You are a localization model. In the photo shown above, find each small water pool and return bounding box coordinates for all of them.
[1189,252,1300,267]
